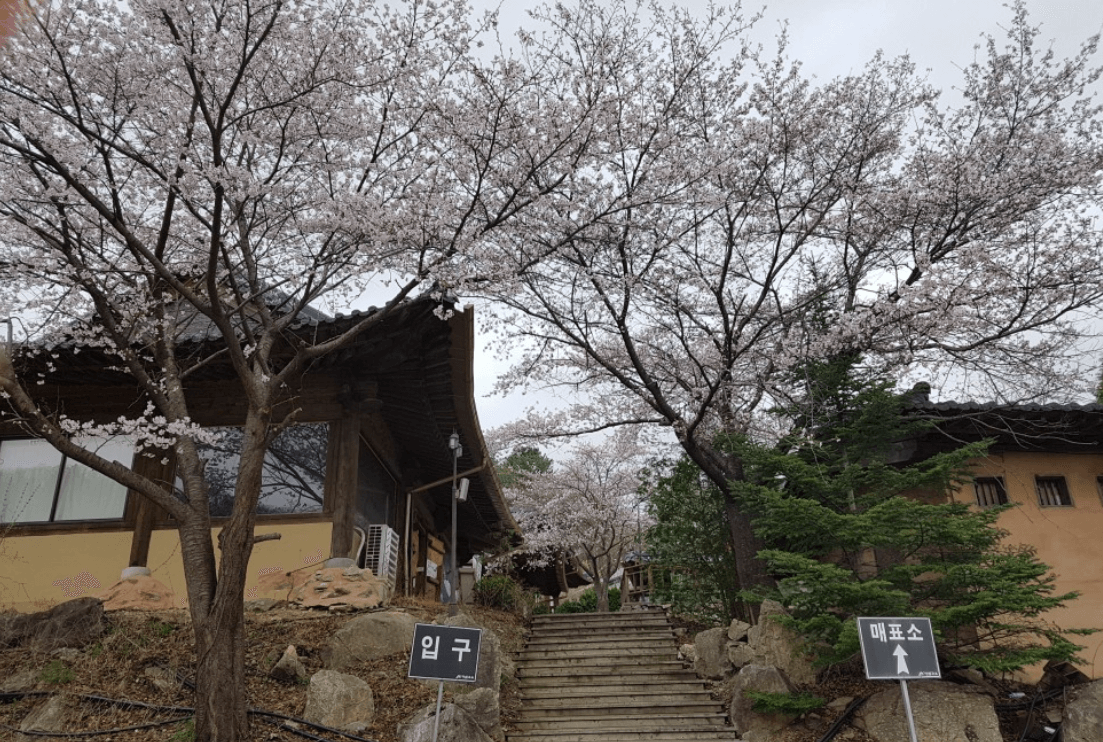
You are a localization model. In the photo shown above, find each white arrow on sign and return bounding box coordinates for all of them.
[893,644,909,674]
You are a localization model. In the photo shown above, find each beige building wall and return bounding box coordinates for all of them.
[954,451,1103,678]
[0,522,331,612]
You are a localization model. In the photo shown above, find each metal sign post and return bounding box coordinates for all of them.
[857,617,941,742]
[408,623,483,742]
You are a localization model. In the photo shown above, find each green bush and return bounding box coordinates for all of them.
[555,587,621,613]
[472,575,523,611]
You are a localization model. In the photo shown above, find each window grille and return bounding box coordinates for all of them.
[973,477,1008,507]
[1035,476,1072,507]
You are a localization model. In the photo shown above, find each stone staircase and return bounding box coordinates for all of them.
[508,608,738,742]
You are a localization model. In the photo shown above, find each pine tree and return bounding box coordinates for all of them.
[728,361,1090,673]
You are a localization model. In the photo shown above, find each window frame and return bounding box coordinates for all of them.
[0,436,136,528]
[171,421,332,522]
[1035,475,1073,508]
[972,476,1008,508]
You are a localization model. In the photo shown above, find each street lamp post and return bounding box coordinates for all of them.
[448,431,461,616]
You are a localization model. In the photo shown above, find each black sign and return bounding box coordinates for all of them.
[857,617,941,680]
[407,623,482,683]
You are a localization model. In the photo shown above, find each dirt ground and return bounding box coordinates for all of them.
[0,596,527,742]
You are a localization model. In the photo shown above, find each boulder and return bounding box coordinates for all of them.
[728,618,752,642]
[744,599,816,685]
[441,613,510,693]
[270,644,308,684]
[398,702,495,742]
[15,693,77,742]
[0,597,105,652]
[694,626,733,679]
[321,611,416,670]
[303,670,374,731]
[728,664,795,740]
[1063,679,1103,742]
[856,681,1001,742]
[727,642,755,669]
[455,687,504,741]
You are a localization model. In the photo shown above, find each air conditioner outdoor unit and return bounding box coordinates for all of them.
[364,524,400,591]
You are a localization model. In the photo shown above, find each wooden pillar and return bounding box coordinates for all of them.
[127,451,175,568]
[327,414,360,559]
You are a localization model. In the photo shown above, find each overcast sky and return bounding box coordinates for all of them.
[470,0,1103,432]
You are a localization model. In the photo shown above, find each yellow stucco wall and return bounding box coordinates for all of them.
[955,452,1103,678]
[0,521,331,612]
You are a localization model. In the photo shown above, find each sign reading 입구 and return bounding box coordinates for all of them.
[408,623,482,683]
[857,617,941,680]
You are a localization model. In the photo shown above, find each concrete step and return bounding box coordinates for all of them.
[516,672,703,688]
[517,646,677,661]
[516,663,693,678]
[513,714,729,732]
[508,609,734,742]
[516,679,705,696]
[508,732,738,742]
[522,631,676,646]
[517,701,726,720]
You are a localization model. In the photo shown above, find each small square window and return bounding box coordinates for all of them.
[973,477,1008,507]
[1035,476,1072,507]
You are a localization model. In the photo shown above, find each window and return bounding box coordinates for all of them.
[0,437,133,524]
[182,422,328,516]
[1035,476,1072,507]
[973,477,1008,507]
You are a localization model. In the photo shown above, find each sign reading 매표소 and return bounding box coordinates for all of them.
[407,623,482,683]
[856,617,941,681]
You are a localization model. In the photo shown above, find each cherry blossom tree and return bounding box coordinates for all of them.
[501,432,650,613]
[481,1,1103,597]
[0,0,607,737]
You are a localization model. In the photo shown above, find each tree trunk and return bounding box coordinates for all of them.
[182,408,269,741]
[193,595,249,740]
[679,436,773,613]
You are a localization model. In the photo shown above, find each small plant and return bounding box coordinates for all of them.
[40,660,74,685]
[87,643,103,659]
[148,618,177,638]
[745,691,826,716]
[170,718,196,742]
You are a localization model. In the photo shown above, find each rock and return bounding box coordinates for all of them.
[49,647,81,662]
[727,618,752,642]
[693,626,733,679]
[0,669,38,692]
[245,598,283,612]
[143,665,181,693]
[455,687,504,741]
[0,597,105,652]
[398,702,495,742]
[1063,679,1103,742]
[679,643,697,663]
[727,642,755,669]
[96,575,176,611]
[303,670,374,731]
[744,600,817,685]
[321,611,416,670]
[270,645,308,684]
[15,693,77,742]
[728,664,795,740]
[290,566,386,611]
[441,613,509,693]
[856,681,1001,742]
